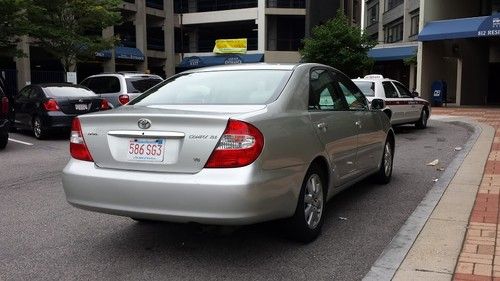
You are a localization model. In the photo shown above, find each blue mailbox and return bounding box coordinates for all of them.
[431,80,447,107]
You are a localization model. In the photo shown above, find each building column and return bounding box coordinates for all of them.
[15,36,30,89]
[102,26,116,72]
[409,63,416,91]
[456,58,462,106]
[257,0,266,53]
[378,0,385,43]
[135,0,148,72]
[164,0,175,77]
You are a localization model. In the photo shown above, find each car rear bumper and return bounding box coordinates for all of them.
[43,112,75,129]
[62,159,303,225]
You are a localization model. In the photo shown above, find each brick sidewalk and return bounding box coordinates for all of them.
[432,108,500,281]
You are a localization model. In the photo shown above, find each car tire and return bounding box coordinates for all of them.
[415,109,428,129]
[374,139,394,184]
[0,131,8,149]
[286,163,327,243]
[32,116,47,140]
[130,217,156,223]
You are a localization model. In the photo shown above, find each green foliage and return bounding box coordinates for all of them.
[28,0,122,71]
[300,10,376,77]
[0,0,30,57]
[404,54,417,66]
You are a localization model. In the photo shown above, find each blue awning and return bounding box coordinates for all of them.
[419,13,500,41]
[368,45,418,61]
[178,54,264,69]
[115,46,145,61]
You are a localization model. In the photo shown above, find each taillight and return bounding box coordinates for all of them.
[70,118,93,162]
[205,120,264,168]
[100,99,111,110]
[118,95,130,105]
[1,97,8,114]
[43,99,60,111]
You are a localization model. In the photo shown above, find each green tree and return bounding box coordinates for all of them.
[301,10,376,77]
[28,0,122,72]
[0,0,30,56]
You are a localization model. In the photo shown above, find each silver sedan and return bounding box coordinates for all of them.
[62,63,395,242]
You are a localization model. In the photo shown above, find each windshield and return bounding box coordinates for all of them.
[353,81,375,97]
[126,77,163,93]
[130,70,292,105]
[43,86,97,98]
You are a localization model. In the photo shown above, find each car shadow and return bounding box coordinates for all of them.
[12,128,70,140]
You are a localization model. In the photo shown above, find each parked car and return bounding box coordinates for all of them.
[80,73,163,107]
[0,83,9,149]
[353,75,431,128]
[10,83,112,139]
[62,64,395,242]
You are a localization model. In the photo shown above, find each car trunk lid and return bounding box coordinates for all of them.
[78,104,266,173]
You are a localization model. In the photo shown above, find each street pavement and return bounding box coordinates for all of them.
[0,120,472,281]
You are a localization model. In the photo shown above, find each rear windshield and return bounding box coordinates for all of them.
[353,81,375,97]
[43,86,97,98]
[126,77,163,93]
[130,70,292,105]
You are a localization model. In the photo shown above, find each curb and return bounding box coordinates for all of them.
[363,116,495,281]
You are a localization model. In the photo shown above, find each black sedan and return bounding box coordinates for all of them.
[11,83,112,139]
[0,83,9,149]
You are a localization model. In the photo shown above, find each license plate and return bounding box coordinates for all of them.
[127,139,165,162]
[75,104,88,111]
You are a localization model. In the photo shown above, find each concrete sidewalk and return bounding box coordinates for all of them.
[365,108,500,281]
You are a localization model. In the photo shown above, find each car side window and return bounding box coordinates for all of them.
[334,72,368,110]
[17,87,32,100]
[29,88,42,100]
[309,69,348,111]
[383,82,399,98]
[84,77,121,94]
[393,82,412,98]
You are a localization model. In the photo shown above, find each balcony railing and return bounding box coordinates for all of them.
[266,0,305,8]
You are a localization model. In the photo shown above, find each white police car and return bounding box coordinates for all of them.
[353,75,431,128]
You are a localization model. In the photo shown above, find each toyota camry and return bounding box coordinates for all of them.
[62,63,395,242]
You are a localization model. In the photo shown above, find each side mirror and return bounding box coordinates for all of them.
[411,91,419,98]
[371,98,385,110]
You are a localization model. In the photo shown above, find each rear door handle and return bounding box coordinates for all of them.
[355,121,362,128]
[317,123,328,131]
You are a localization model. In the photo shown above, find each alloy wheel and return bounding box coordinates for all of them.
[384,143,393,177]
[304,174,324,229]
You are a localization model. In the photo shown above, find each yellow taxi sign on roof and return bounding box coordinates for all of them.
[213,38,247,54]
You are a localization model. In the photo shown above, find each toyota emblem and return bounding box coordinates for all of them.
[137,118,152,129]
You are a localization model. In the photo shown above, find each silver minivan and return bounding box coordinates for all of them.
[80,73,163,107]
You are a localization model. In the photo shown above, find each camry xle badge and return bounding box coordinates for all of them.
[138,118,152,129]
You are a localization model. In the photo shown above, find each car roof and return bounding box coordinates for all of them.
[34,83,89,89]
[183,63,300,74]
[86,73,162,79]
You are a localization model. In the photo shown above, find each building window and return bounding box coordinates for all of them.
[386,0,403,11]
[493,0,500,13]
[367,3,379,26]
[384,20,403,43]
[410,14,419,36]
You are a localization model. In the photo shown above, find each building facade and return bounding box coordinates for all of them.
[364,0,420,90]
[2,0,361,96]
[417,0,500,105]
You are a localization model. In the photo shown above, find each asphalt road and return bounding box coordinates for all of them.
[0,120,473,281]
